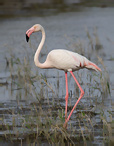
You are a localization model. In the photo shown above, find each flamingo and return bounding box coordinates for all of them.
[26,24,101,128]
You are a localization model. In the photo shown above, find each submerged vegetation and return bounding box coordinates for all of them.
[0,29,112,145]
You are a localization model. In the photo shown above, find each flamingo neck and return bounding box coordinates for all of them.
[34,26,46,68]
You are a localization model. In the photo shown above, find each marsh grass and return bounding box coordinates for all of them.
[0,29,112,145]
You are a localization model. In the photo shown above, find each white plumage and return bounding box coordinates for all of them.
[26,24,101,128]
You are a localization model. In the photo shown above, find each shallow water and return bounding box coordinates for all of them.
[0,7,113,145]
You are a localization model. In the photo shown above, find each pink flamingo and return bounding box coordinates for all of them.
[26,24,101,128]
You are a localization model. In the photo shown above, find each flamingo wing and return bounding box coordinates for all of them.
[46,49,85,72]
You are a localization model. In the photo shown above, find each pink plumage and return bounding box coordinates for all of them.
[26,24,101,128]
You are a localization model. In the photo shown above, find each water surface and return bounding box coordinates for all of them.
[0,7,113,145]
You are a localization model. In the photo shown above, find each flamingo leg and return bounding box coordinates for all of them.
[65,72,69,122]
[63,71,84,128]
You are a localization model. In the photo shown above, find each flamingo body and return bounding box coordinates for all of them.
[26,24,101,128]
[46,49,94,72]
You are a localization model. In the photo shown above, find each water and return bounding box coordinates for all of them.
[0,7,113,145]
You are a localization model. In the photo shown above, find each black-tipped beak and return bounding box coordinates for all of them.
[26,34,29,42]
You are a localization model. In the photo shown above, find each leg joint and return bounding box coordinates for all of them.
[81,90,84,96]
[65,93,69,100]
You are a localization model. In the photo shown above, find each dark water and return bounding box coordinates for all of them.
[1,0,114,17]
[0,6,113,145]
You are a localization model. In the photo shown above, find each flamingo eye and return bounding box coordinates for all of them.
[34,25,38,31]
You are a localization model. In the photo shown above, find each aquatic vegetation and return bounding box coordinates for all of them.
[0,30,112,145]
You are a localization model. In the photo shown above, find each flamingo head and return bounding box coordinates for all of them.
[26,24,42,42]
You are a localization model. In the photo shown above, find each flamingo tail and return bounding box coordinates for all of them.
[86,61,101,72]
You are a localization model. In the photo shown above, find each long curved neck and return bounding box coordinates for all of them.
[34,26,46,68]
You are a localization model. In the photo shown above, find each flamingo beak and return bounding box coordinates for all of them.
[26,34,29,42]
[26,27,34,42]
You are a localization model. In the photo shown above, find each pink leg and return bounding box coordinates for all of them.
[65,72,69,122]
[63,71,84,128]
